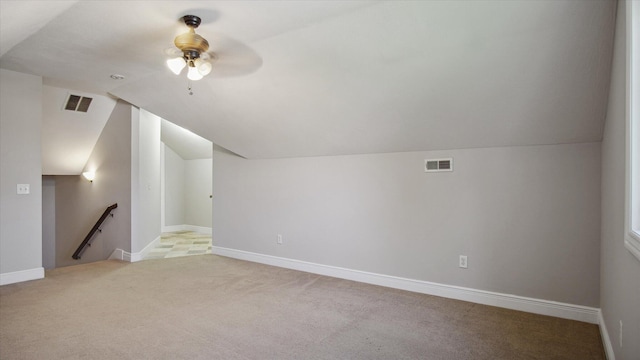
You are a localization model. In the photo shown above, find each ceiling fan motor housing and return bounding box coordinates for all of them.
[174,15,209,63]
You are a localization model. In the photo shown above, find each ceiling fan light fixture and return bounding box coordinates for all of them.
[195,58,212,76]
[187,65,204,81]
[167,57,186,75]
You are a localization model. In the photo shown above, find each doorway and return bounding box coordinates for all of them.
[150,119,213,260]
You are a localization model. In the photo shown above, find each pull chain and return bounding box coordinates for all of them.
[188,79,193,95]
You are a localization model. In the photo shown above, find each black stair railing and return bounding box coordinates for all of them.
[72,203,118,260]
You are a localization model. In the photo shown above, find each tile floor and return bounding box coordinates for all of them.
[143,231,212,260]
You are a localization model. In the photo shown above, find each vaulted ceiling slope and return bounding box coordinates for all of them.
[0,1,616,159]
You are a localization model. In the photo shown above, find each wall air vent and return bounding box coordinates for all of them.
[64,94,92,112]
[425,158,453,172]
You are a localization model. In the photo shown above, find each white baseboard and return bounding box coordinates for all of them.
[162,225,185,233]
[162,225,212,235]
[108,248,132,262]
[184,225,212,235]
[130,236,161,262]
[212,246,600,324]
[598,310,616,360]
[0,267,45,286]
[109,235,162,263]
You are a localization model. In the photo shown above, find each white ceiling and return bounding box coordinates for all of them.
[161,119,212,160]
[0,1,616,163]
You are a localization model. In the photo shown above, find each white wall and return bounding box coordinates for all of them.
[600,1,640,358]
[0,69,44,284]
[185,158,213,228]
[131,109,161,253]
[213,142,601,307]
[163,143,185,227]
[41,176,56,270]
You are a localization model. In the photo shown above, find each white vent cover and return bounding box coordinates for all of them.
[424,158,453,172]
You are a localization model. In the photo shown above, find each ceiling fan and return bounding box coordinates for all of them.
[165,15,214,81]
[164,14,263,81]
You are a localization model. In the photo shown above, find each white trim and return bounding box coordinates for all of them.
[130,235,161,262]
[626,0,640,262]
[162,224,185,233]
[598,310,616,360]
[108,248,132,262]
[162,224,212,235]
[130,253,143,262]
[184,225,212,235]
[108,235,165,263]
[160,144,166,230]
[0,267,45,286]
[624,235,640,261]
[211,247,600,324]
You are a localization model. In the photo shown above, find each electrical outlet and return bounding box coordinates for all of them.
[277,234,283,245]
[17,184,30,195]
[459,255,468,269]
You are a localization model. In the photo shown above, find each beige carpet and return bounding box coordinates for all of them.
[0,255,605,359]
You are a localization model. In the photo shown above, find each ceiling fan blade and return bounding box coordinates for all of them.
[164,46,183,57]
[205,33,263,78]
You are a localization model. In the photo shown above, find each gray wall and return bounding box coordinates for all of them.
[131,109,161,253]
[163,143,185,226]
[42,176,56,270]
[600,1,640,358]
[0,69,43,276]
[213,142,601,307]
[185,158,213,228]
[54,100,133,267]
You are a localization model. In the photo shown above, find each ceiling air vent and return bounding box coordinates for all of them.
[64,94,92,113]
[425,158,453,172]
